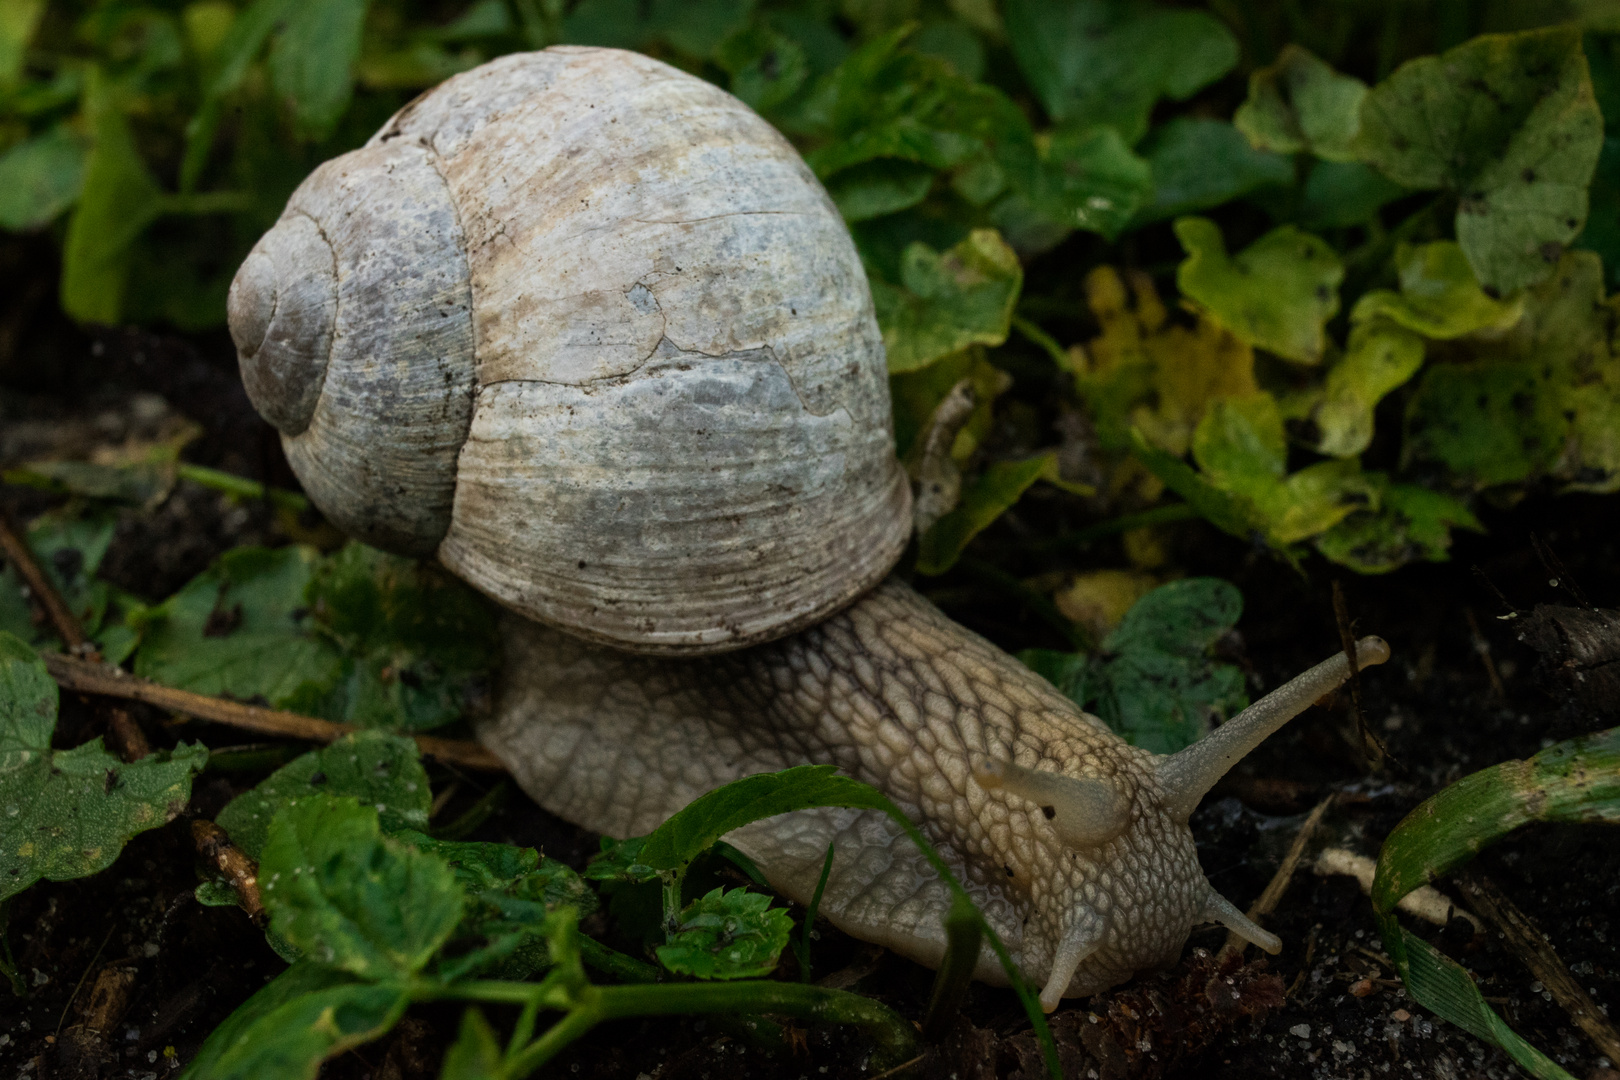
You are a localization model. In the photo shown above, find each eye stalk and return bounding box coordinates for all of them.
[228,213,337,437]
[973,758,1130,848]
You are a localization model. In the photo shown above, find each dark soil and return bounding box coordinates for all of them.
[1,301,1616,1080]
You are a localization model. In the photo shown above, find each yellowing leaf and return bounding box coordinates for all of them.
[1053,569,1158,643]
[1354,26,1603,295]
[1234,45,1367,162]
[1311,318,1425,458]
[872,229,1023,373]
[1174,217,1343,363]
[1353,241,1524,339]
[1075,266,1256,456]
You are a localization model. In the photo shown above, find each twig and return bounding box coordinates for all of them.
[1332,582,1385,770]
[42,652,506,773]
[102,706,151,762]
[1463,608,1507,702]
[1219,794,1335,960]
[0,511,90,653]
[1313,848,1481,930]
[191,820,265,923]
[1454,869,1620,1064]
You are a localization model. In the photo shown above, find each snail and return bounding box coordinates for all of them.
[228,46,1389,1011]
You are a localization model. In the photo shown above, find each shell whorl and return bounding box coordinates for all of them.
[230,47,912,653]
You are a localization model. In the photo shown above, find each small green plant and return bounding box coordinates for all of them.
[1371,725,1620,1080]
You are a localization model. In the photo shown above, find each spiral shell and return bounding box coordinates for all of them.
[229,46,912,654]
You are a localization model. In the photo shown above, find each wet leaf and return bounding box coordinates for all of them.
[61,68,164,324]
[1234,45,1367,161]
[0,125,86,230]
[1174,218,1343,364]
[1353,241,1524,340]
[216,731,431,860]
[1296,159,1409,229]
[260,795,463,979]
[715,24,808,112]
[1023,579,1247,753]
[133,545,346,710]
[267,0,368,140]
[872,229,1022,373]
[826,158,934,222]
[916,453,1057,575]
[1402,251,1620,491]
[1004,0,1236,142]
[1354,26,1603,295]
[305,543,500,732]
[1000,125,1153,239]
[1309,318,1425,457]
[657,887,794,979]
[0,633,206,901]
[0,506,139,662]
[1314,481,1482,573]
[180,960,408,1080]
[133,543,497,731]
[1132,118,1293,225]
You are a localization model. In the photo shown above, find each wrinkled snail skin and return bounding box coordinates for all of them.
[480,577,1391,1009]
[228,45,1395,1010]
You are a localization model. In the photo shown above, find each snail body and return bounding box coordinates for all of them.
[230,47,1389,1009]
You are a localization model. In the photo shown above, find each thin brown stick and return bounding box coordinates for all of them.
[1332,582,1384,771]
[1219,794,1336,961]
[1455,870,1620,1064]
[1463,607,1507,702]
[191,819,265,923]
[102,706,151,762]
[0,510,89,653]
[43,651,507,773]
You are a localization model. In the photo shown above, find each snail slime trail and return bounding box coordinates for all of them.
[229,45,1392,1008]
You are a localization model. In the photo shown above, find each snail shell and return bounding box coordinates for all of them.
[228,47,912,654]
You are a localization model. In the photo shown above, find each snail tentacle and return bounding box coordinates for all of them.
[973,758,1130,848]
[1155,636,1391,821]
[1199,888,1283,954]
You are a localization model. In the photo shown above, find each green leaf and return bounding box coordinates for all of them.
[1354,26,1603,295]
[826,159,934,222]
[1309,318,1426,457]
[132,545,346,710]
[1314,481,1482,574]
[636,765,893,872]
[656,886,794,979]
[259,795,463,979]
[1174,218,1343,364]
[1089,578,1248,753]
[1403,358,1564,488]
[871,229,1022,373]
[1351,241,1524,340]
[180,0,298,190]
[1234,45,1367,161]
[0,0,45,87]
[915,453,1055,575]
[1371,726,1619,1080]
[135,543,496,731]
[0,633,207,901]
[1002,125,1153,239]
[1004,0,1237,142]
[1129,429,1266,545]
[216,731,432,860]
[716,23,807,112]
[439,1008,504,1080]
[268,0,370,140]
[1297,160,1409,230]
[60,69,165,324]
[0,506,135,659]
[1132,118,1293,225]
[304,543,500,732]
[0,125,87,230]
[179,960,408,1080]
[583,835,661,885]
